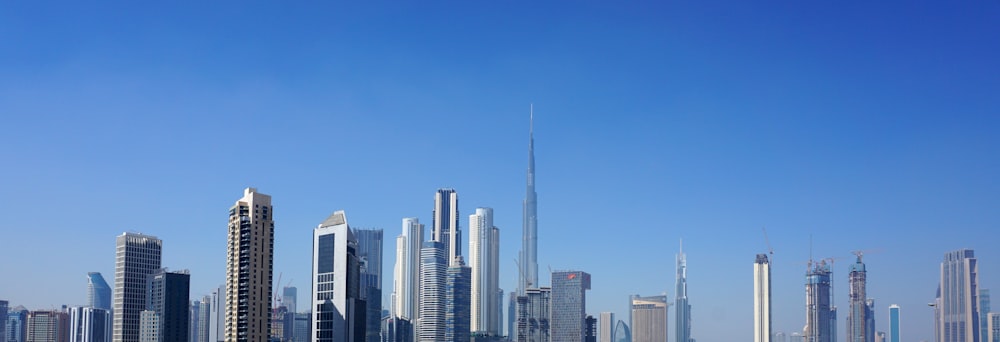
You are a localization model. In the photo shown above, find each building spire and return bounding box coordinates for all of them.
[521,104,539,295]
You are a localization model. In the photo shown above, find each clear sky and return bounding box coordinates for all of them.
[2,2,999,341]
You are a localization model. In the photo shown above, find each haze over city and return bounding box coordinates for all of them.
[2,2,999,342]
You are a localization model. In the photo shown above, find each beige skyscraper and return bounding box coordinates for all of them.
[630,295,667,342]
[470,207,500,336]
[755,254,772,342]
[226,187,274,342]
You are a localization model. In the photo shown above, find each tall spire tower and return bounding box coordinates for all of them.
[521,105,539,295]
[675,240,691,342]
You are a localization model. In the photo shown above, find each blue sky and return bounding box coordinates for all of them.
[2,2,999,341]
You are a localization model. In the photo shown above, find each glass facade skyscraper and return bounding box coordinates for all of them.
[87,273,112,312]
[805,260,836,342]
[981,289,991,342]
[889,305,899,342]
[521,108,539,295]
[550,271,591,342]
[356,228,384,342]
[445,257,471,342]
[417,241,447,342]
[936,249,980,342]
[311,210,366,342]
[113,233,162,342]
[69,306,112,342]
[145,269,190,342]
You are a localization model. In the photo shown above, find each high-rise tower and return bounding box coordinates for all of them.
[433,189,460,264]
[521,107,539,294]
[675,242,691,342]
[889,305,899,342]
[311,210,366,342]
[417,241,447,342]
[226,187,274,342]
[754,254,771,342]
[87,273,112,312]
[551,271,591,342]
[145,269,190,342]
[393,218,424,322]
[936,249,980,342]
[355,228,384,342]
[847,254,872,342]
[113,233,162,342]
[805,260,836,342]
[470,208,501,336]
[630,295,668,342]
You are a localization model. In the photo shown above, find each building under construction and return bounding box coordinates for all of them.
[805,260,837,342]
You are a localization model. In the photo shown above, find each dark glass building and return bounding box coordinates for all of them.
[146,269,190,342]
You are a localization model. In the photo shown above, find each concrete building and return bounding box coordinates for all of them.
[225,187,274,342]
[805,259,836,342]
[551,271,591,342]
[987,312,999,342]
[69,307,111,342]
[847,254,872,342]
[8,306,30,342]
[190,297,209,342]
[393,218,424,322]
[113,233,162,342]
[433,189,461,266]
[585,316,596,342]
[598,312,614,342]
[292,312,310,342]
[630,295,667,342]
[514,287,550,342]
[417,242,447,342]
[312,210,366,342]
[27,311,69,342]
[87,273,112,312]
[207,285,224,342]
[470,208,501,337]
[755,254,771,342]
[138,311,157,342]
[935,249,981,342]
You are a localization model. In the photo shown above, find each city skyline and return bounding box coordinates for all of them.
[3,2,1000,342]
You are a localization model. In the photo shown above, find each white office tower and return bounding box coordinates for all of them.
[433,189,461,265]
[599,312,615,342]
[417,242,447,342]
[113,233,162,342]
[393,217,424,321]
[935,249,981,342]
[754,254,772,342]
[630,296,667,342]
[70,307,112,342]
[311,210,365,342]
[470,208,501,336]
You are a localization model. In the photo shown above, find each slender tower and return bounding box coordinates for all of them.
[433,189,460,265]
[755,254,771,342]
[675,241,691,342]
[226,187,274,342]
[847,253,870,342]
[521,105,539,294]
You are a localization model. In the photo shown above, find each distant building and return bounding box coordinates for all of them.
[675,244,691,342]
[145,269,190,342]
[514,287,550,342]
[889,305,900,342]
[805,260,836,342]
[225,187,275,342]
[987,312,999,342]
[292,313,310,342]
[311,210,366,342]
[432,189,461,266]
[87,273,112,312]
[612,320,630,342]
[445,257,471,342]
[630,295,667,342]
[773,332,787,342]
[69,307,111,342]
[356,228,384,342]
[113,233,162,342]
[875,332,886,342]
[551,271,591,342]
[847,254,873,342]
[982,290,991,342]
[507,295,516,341]
[381,317,412,342]
[470,208,501,337]
[598,313,614,342]
[754,254,771,342]
[27,311,69,342]
[138,311,157,342]
[585,316,596,342]
[207,285,224,342]
[393,218,424,324]
[8,306,30,342]
[417,241,447,342]
[1,300,7,342]
[935,249,981,342]
[282,287,298,315]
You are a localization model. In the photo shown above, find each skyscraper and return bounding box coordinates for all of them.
[393,218,424,322]
[585,316,597,342]
[113,232,162,342]
[521,108,538,295]
[417,241,447,342]
[805,260,836,342]
[848,254,871,342]
[599,312,614,342]
[27,311,69,342]
[981,290,991,342]
[87,273,112,312]
[311,210,366,342]
[551,271,591,342]
[69,307,111,342]
[936,249,981,342]
[282,287,297,315]
[612,320,630,342]
[433,189,460,264]
[889,305,899,342]
[470,208,501,337]
[9,306,30,342]
[675,243,691,342]
[630,295,668,342]
[208,285,224,342]
[356,228,384,342]
[754,254,771,342]
[226,187,274,342]
[1,300,7,342]
[446,257,472,342]
[987,313,999,342]
[514,287,551,342]
[292,313,310,342]
[195,297,210,342]
[381,317,412,342]
[145,269,190,342]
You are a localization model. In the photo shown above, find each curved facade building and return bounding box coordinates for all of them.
[87,273,112,312]
[613,320,630,342]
